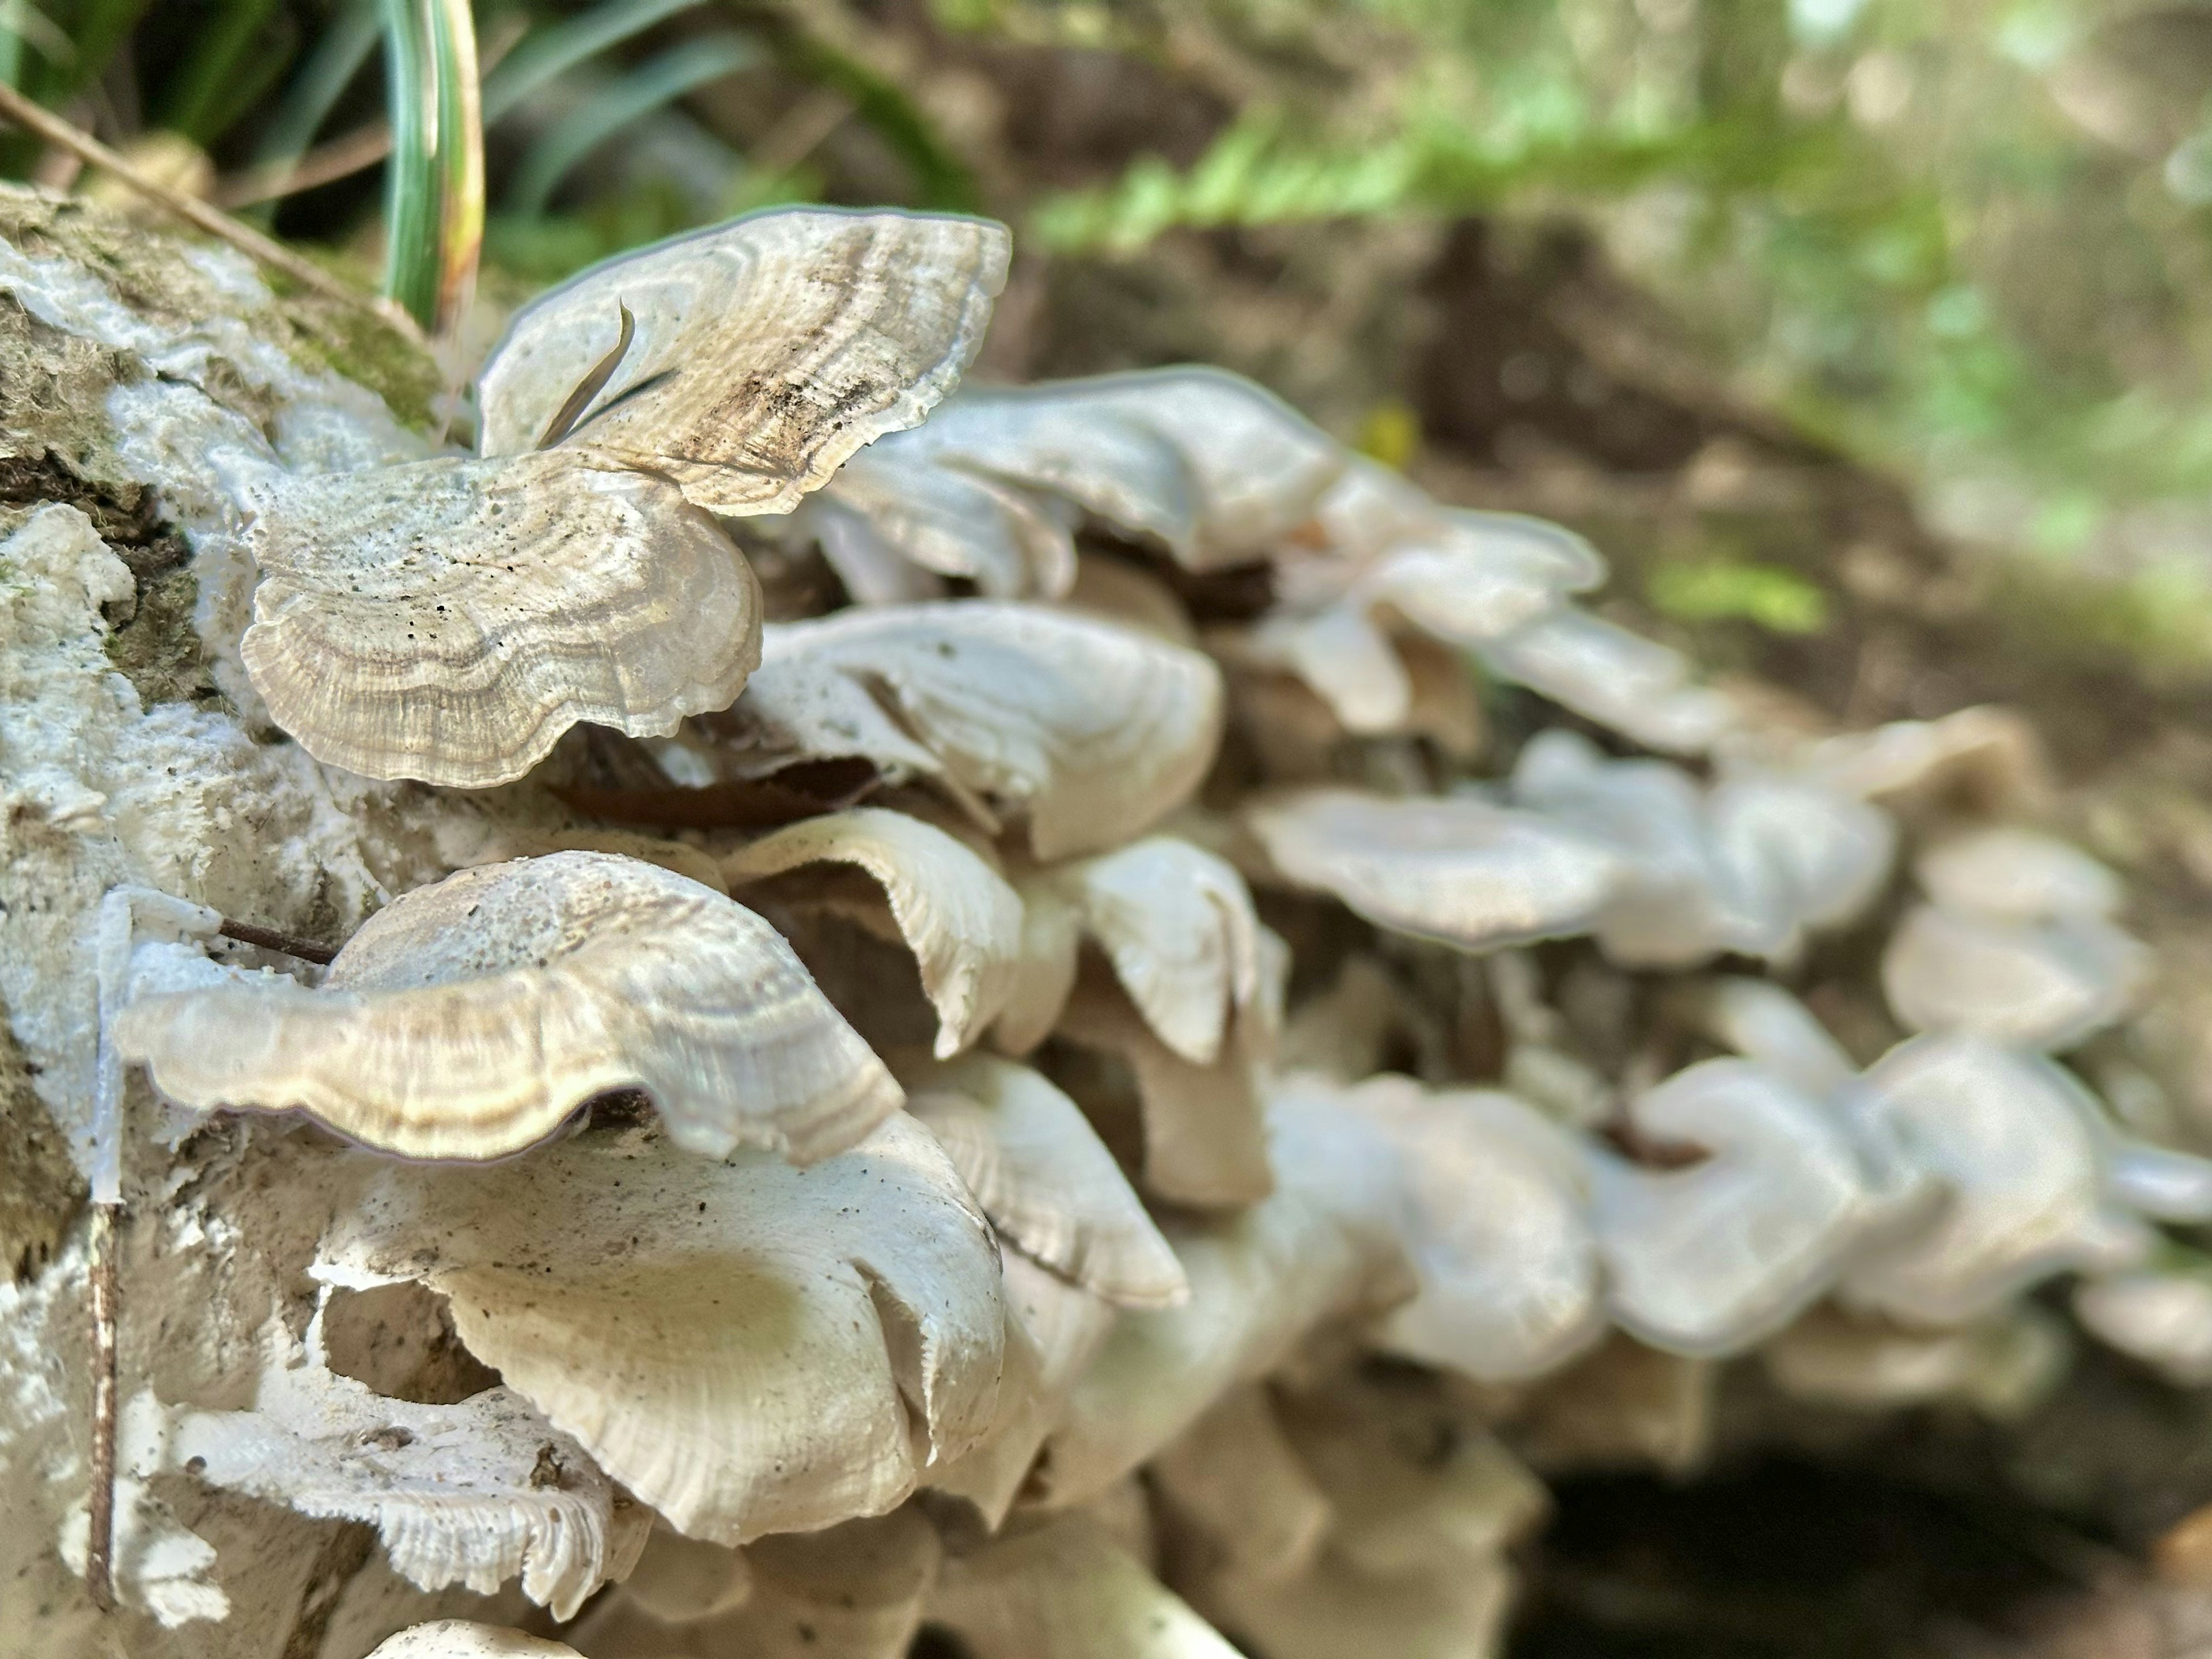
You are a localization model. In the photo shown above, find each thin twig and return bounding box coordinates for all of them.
[216,917,339,966]
[0,81,428,350]
[212,121,392,210]
[85,1200,120,1614]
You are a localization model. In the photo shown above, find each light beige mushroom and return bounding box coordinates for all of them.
[240,450,763,788]
[926,1516,1245,1659]
[1003,836,1268,1069]
[722,807,1024,1058]
[2075,1271,2212,1385]
[1589,1059,1888,1357]
[1027,1095,1414,1508]
[1882,827,2147,1050]
[567,1507,942,1659]
[1150,1385,1332,1583]
[1059,552,1199,646]
[1762,1303,2069,1418]
[801,446,1081,600]
[607,1526,753,1624]
[1306,1072,1604,1381]
[685,602,1225,860]
[115,852,899,1163]
[368,1624,585,1658]
[1243,787,1625,952]
[1051,960,1277,1209]
[1790,704,2053,819]
[173,1320,634,1620]
[475,209,1010,516]
[899,1050,1189,1309]
[316,1111,1006,1544]
[1684,978,1859,1101]
[1478,604,1737,753]
[1509,1333,1715,1476]
[1837,1036,2134,1324]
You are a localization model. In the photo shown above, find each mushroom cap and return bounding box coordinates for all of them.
[1314,1072,1603,1382]
[1838,1036,2119,1325]
[2075,1271,2212,1384]
[116,852,900,1164]
[175,1338,628,1620]
[1707,771,1897,938]
[1794,705,2052,817]
[1687,978,1859,1101]
[900,1050,1190,1309]
[1245,787,1625,952]
[1590,1059,1887,1357]
[927,1516,1244,1658]
[1479,605,1737,753]
[694,602,1225,861]
[1762,1304,2069,1418]
[1916,826,2125,921]
[1151,1385,1333,1582]
[319,1112,1006,1545]
[723,807,1025,1058]
[809,445,1079,599]
[1881,902,2147,1051]
[368,1624,584,1658]
[1029,1096,1414,1508]
[476,207,1010,517]
[1024,836,1268,1068]
[1058,552,1200,646]
[239,451,762,787]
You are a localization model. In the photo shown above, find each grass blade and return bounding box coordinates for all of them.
[479,0,696,126]
[382,0,483,334]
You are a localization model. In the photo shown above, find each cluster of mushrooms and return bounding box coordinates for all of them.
[62,202,2212,1657]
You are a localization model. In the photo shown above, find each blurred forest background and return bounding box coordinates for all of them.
[20,1,2212,1652]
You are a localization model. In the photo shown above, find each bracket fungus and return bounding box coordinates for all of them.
[242,209,1010,786]
[317,1112,1006,1544]
[683,602,1225,861]
[115,852,899,1162]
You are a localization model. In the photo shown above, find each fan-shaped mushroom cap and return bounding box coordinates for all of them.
[1838,1036,2123,1324]
[1792,705,2052,817]
[611,1526,753,1623]
[1881,902,2147,1050]
[928,1516,1244,1658]
[1685,978,1858,1101]
[115,853,900,1163]
[1311,1073,1603,1381]
[2075,1271,2212,1385]
[687,603,1225,860]
[1007,836,1267,1067]
[1590,1059,1888,1357]
[1052,961,1277,1210]
[900,1051,1188,1309]
[369,1624,584,1658]
[1511,1334,1715,1476]
[723,807,1024,1058]
[1478,605,1737,753]
[239,451,762,787]
[1028,1096,1414,1508]
[475,208,1010,516]
[316,1112,1005,1544]
[805,446,1078,600]
[1917,827,2125,919]
[1243,787,1624,952]
[569,1507,943,1659]
[1059,552,1199,645]
[2107,1141,2212,1222]
[174,1330,631,1620]
[1762,1304,2069,1418]
[1707,771,1896,942]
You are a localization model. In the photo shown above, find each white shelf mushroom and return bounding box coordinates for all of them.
[1588,1058,1893,1357]
[684,602,1225,861]
[722,806,1025,1059]
[245,209,1010,787]
[1243,787,1625,952]
[1881,826,2147,1050]
[368,1624,585,1658]
[115,852,901,1164]
[316,1111,1006,1546]
[1477,604,1738,754]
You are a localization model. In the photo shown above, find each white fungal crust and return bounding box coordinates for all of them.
[1306,1072,1604,1381]
[116,852,900,1163]
[723,807,1025,1058]
[1244,787,1626,951]
[238,450,763,787]
[476,207,1012,516]
[174,1334,627,1620]
[902,1050,1190,1310]
[691,602,1226,859]
[319,1113,1007,1546]
[927,1516,1247,1659]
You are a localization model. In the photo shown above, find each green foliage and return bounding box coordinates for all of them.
[1648,558,1831,634]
